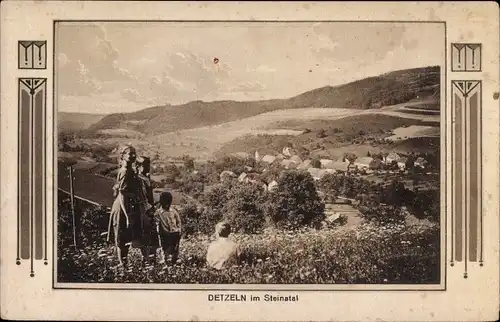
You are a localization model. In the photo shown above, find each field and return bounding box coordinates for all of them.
[386,125,439,141]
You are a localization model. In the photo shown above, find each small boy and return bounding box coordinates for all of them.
[154,192,182,264]
[206,222,241,270]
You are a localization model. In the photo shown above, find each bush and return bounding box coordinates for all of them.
[310,158,321,169]
[318,173,342,200]
[162,164,181,183]
[177,200,203,237]
[213,156,254,176]
[316,129,327,138]
[182,155,195,171]
[266,170,325,229]
[58,195,109,248]
[357,204,406,225]
[222,183,267,234]
[177,172,205,199]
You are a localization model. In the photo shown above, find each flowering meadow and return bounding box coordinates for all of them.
[57,207,439,284]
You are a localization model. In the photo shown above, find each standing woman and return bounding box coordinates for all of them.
[136,156,158,264]
[110,145,142,267]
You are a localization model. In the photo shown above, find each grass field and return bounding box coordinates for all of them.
[58,215,440,284]
[386,125,439,141]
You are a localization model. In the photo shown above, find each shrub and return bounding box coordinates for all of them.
[213,156,254,175]
[57,196,108,248]
[177,172,206,199]
[266,170,325,229]
[177,200,203,237]
[222,183,267,234]
[182,155,195,171]
[318,173,341,200]
[155,164,181,183]
[357,204,406,225]
[310,158,321,169]
[316,129,327,138]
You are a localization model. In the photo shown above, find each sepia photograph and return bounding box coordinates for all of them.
[55,21,444,286]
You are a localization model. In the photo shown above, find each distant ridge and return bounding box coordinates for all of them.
[58,112,105,133]
[62,66,440,135]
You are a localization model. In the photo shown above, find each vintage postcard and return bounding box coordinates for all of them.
[1,1,499,321]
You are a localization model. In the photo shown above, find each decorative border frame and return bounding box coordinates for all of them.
[18,41,47,70]
[451,43,482,72]
[450,80,483,278]
[17,78,48,277]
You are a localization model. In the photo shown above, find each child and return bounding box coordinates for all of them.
[154,192,182,264]
[206,222,240,270]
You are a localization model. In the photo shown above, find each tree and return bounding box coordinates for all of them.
[183,155,195,171]
[316,129,328,138]
[163,164,181,184]
[318,173,341,202]
[222,183,266,233]
[311,158,321,169]
[266,171,325,229]
[344,152,357,164]
[405,155,416,172]
[358,204,405,225]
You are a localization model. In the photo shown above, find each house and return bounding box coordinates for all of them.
[238,172,247,182]
[307,168,321,179]
[261,155,276,164]
[281,159,298,169]
[386,152,401,163]
[282,147,293,157]
[398,156,408,170]
[275,154,286,162]
[255,150,261,162]
[369,158,383,170]
[320,159,334,168]
[307,168,328,180]
[232,152,251,159]
[415,157,428,168]
[267,180,278,192]
[324,161,349,172]
[290,155,303,165]
[297,159,312,170]
[347,163,358,172]
[354,157,374,170]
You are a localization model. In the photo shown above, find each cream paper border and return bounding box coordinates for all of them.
[1,1,499,321]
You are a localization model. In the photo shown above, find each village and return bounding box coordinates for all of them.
[58,136,439,236]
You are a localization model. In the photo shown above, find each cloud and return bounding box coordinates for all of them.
[125,50,236,105]
[311,23,407,64]
[121,88,141,102]
[230,81,266,92]
[254,65,277,73]
[166,51,231,93]
[57,57,103,96]
[56,23,136,96]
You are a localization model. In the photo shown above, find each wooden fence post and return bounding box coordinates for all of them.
[68,166,77,247]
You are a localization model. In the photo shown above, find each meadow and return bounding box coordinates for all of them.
[57,170,440,285]
[57,207,439,284]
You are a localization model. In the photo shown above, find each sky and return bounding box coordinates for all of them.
[56,22,444,114]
